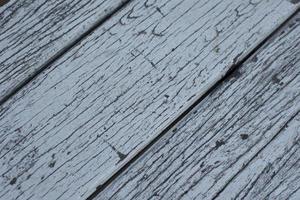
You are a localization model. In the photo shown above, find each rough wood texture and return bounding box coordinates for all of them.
[0,0,297,199]
[97,14,300,200]
[218,116,300,200]
[0,0,126,102]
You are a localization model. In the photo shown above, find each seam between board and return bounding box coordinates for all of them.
[211,108,300,200]
[85,6,300,200]
[0,0,134,107]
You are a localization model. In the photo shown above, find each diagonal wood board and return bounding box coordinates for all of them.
[0,0,298,199]
[96,13,300,200]
[0,0,127,102]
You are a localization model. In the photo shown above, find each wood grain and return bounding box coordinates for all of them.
[96,14,300,200]
[0,0,297,199]
[217,115,300,200]
[0,0,126,102]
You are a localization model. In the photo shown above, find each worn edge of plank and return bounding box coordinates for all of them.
[94,10,300,199]
[0,0,133,106]
[211,109,300,199]
[86,7,300,200]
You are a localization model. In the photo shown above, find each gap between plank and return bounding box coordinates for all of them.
[0,0,133,107]
[211,109,300,200]
[86,7,300,200]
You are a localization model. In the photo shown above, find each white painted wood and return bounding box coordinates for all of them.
[97,15,300,200]
[0,0,126,101]
[0,0,297,199]
[217,115,300,200]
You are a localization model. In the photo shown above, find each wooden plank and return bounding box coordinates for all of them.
[96,13,300,200]
[217,115,300,200]
[0,0,298,199]
[0,0,126,102]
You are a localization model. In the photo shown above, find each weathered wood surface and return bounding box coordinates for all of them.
[96,14,300,200]
[0,0,298,199]
[0,0,126,102]
[218,116,300,200]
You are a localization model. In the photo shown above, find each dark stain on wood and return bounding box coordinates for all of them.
[240,134,249,140]
[9,177,17,185]
[0,0,9,7]
[48,160,56,168]
[215,140,225,149]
